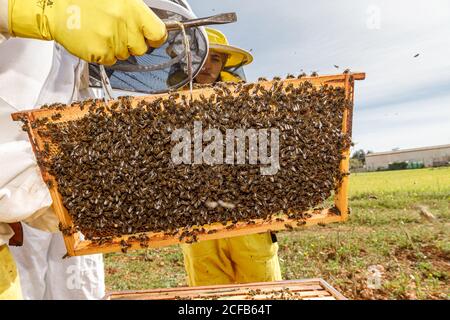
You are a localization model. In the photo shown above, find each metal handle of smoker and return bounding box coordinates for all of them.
[165,12,237,31]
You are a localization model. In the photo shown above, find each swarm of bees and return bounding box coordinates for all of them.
[23,75,351,241]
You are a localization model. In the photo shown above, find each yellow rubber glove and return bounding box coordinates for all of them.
[8,0,167,65]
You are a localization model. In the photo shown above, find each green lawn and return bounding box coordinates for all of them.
[350,167,449,204]
[105,167,450,299]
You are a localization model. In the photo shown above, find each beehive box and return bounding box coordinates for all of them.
[104,279,346,300]
[12,72,365,256]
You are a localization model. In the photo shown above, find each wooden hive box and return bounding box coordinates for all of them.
[104,278,347,300]
[12,72,365,256]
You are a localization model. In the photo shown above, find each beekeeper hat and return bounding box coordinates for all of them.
[206,28,253,68]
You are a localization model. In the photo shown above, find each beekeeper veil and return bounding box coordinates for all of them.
[89,0,208,95]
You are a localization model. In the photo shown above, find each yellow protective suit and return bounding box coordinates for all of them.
[0,245,22,300]
[181,233,282,286]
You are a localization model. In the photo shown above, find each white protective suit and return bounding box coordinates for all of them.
[0,37,105,300]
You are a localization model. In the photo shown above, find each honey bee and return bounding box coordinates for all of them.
[51,113,62,121]
[296,220,306,227]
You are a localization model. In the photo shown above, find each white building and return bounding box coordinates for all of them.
[365,144,450,171]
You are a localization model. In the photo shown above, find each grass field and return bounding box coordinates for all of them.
[104,167,450,299]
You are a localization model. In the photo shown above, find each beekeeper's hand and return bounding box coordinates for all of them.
[6,0,167,65]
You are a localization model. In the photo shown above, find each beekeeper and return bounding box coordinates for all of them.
[181,28,282,286]
[0,0,167,299]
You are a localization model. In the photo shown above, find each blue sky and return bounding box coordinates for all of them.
[189,0,450,153]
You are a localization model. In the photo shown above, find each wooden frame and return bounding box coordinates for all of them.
[104,278,347,300]
[12,72,365,256]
